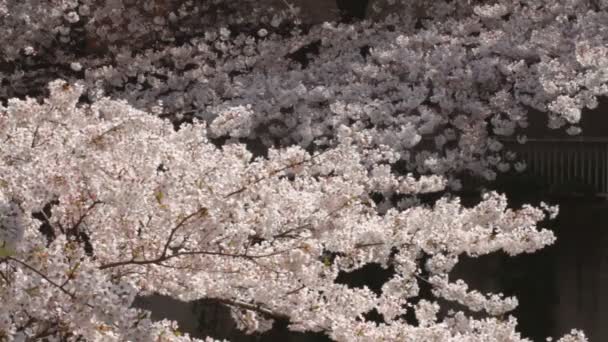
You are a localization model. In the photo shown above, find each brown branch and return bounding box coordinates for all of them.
[354,242,385,249]
[211,298,289,321]
[224,149,329,198]
[59,261,81,289]
[160,207,208,259]
[29,325,59,342]
[272,197,354,240]
[273,222,312,239]
[37,204,65,235]
[98,249,249,270]
[70,200,103,234]
[7,257,75,299]
[99,245,294,270]
[8,257,95,309]
[283,285,306,297]
[0,268,10,284]
[30,124,40,148]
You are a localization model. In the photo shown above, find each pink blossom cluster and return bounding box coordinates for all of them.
[1,0,605,341]
[0,79,583,341]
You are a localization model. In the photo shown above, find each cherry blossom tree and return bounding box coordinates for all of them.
[1,0,606,341]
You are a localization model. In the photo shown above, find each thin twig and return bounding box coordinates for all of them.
[7,257,75,299]
[70,200,103,234]
[224,150,329,198]
[160,207,208,259]
[99,245,294,270]
[212,297,289,321]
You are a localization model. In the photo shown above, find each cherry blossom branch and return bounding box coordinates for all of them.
[160,207,209,259]
[0,268,10,285]
[210,297,290,321]
[6,256,76,299]
[223,149,329,198]
[70,200,103,234]
[98,246,294,270]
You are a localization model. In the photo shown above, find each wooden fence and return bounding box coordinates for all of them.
[502,138,608,195]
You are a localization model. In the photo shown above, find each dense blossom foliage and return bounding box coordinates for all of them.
[2,0,607,181]
[0,80,573,341]
[1,0,606,341]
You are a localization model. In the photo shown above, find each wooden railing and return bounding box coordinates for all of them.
[502,138,608,195]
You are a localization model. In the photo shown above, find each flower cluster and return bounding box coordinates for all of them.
[0,80,585,341]
[2,0,606,182]
[1,0,604,341]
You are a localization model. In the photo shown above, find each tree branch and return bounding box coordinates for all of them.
[7,256,75,299]
[223,150,329,198]
[160,207,208,259]
[70,200,103,234]
[211,297,290,321]
[98,246,294,270]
